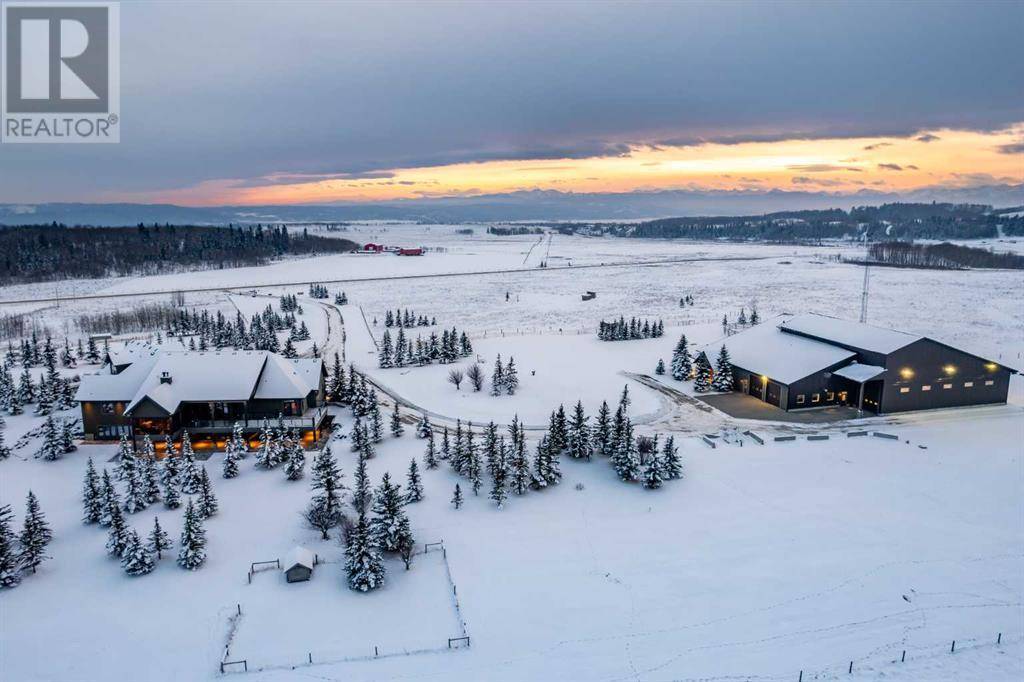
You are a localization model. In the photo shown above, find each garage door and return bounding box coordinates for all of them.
[765,380,782,407]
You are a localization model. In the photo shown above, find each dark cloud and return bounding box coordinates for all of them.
[878,163,905,171]
[915,133,941,143]
[997,140,1024,154]
[1,0,1022,201]
[863,142,894,151]
[787,164,862,172]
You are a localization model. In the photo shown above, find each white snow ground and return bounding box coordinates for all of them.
[1,229,1022,681]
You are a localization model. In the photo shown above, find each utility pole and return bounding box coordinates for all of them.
[859,229,870,324]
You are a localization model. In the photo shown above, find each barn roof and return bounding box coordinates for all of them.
[285,546,315,571]
[704,316,855,385]
[779,313,921,355]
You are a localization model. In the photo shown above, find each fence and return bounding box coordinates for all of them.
[247,559,279,584]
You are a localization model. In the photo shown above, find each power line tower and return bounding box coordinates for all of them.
[859,230,870,323]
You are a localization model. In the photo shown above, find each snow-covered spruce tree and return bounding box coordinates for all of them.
[548,405,568,454]
[227,421,248,460]
[123,468,149,514]
[349,416,365,454]
[416,414,432,439]
[99,469,120,527]
[567,401,592,460]
[504,357,519,395]
[510,438,531,496]
[147,516,172,560]
[161,436,180,487]
[368,394,383,443]
[105,503,129,558]
[712,345,734,392]
[345,512,384,591]
[177,500,207,570]
[352,452,371,517]
[439,426,451,461]
[121,529,155,576]
[328,353,346,403]
[451,420,465,474]
[612,419,641,482]
[255,421,276,468]
[693,353,712,393]
[490,354,504,396]
[82,458,103,524]
[594,401,612,457]
[115,434,136,480]
[655,358,666,375]
[467,434,482,496]
[390,401,404,438]
[37,415,62,461]
[196,468,219,518]
[60,419,77,454]
[670,334,691,381]
[489,446,508,509]
[423,430,438,469]
[307,445,345,538]
[405,458,424,503]
[662,435,683,480]
[483,421,500,478]
[378,330,393,368]
[0,504,20,588]
[18,491,52,574]
[179,432,203,493]
[750,304,760,325]
[284,436,305,481]
[281,336,298,359]
[642,448,665,490]
[531,434,561,489]
[451,483,464,509]
[142,450,161,504]
[222,441,240,479]
[370,473,407,551]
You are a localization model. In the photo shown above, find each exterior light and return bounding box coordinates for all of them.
[943,364,956,376]
[985,363,997,372]
[761,375,769,383]
[899,368,914,380]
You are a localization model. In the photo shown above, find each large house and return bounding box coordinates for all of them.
[699,313,1014,414]
[76,344,328,447]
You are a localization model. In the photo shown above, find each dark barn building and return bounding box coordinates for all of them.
[701,314,1014,415]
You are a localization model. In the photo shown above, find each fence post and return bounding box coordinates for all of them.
[998,632,1002,644]
[237,603,241,616]
[848,661,853,674]
[951,640,956,653]
[308,652,312,664]
[901,650,906,663]
[798,671,803,682]
[374,645,379,657]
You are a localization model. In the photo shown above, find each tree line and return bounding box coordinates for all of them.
[864,241,1024,270]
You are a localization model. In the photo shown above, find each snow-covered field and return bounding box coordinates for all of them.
[2,228,1023,681]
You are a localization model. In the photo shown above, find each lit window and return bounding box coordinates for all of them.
[812,393,820,403]
[900,387,910,393]
[985,380,994,386]
[943,383,952,389]
[826,391,835,401]
[922,385,931,391]
[964,381,973,388]
[796,394,805,404]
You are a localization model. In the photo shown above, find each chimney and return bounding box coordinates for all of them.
[160,371,172,385]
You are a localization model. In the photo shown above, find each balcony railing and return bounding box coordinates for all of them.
[184,406,328,431]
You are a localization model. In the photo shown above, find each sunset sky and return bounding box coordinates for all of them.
[2,1,1022,208]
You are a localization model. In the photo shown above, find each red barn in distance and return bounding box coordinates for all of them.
[361,242,424,256]
[362,242,384,253]
[398,247,424,256]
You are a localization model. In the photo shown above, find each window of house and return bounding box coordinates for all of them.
[943,383,952,389]
[964,381,973,388]
[796,394,805,404]
[826,391,835,401]
[101,402,116,414]
[811,393,820,403]
[900,387,910,393]
[922,385,931,391]
[985,380,994,386]
[97,425,130,439]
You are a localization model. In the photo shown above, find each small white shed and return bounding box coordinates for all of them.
[284,546,316,583]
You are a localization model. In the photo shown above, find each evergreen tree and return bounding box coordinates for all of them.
[18,491,51,573]
[712,345,734,392]
[671,334,692,381]
[121,529,155,575]
[451,483,464,509]
[594,400,612,457]
[662,435,683,480]
[106,503,129,558]
[378,330,393,368]
[548,405,568,453]
[308,445,345,530]
[693,353,712,393]
[489,440,509,508]
[161,436,180,487]
[439,426,451,461]
[81,457,103,524]
[567,401,591,460]
[60,419,77,454]
[352,452,371,517]
[345,512,384,592]
[405,458,424,503]
[510,438,531,496]
[122,468,149,514]
[371,473,408,551]
[37,415,63,461]
[368,395,383,443]
[179,432,203,493]
[147,516,172,560]
[423,430,438,469]
[186,464,214,518]
[642,449,665,490]
[491,354,504,396]
[141,449,161,504]
[0,504,20,588]
[531,434,561,488]
[282,336,298,359]
[284,436,306,481]
[504,357,519,395]
[177,500,207,570]
[416,414,432,439]
[611,419,641,482]
[99,468,119,527]
[467,431,483,496]
[222,442,240,479]
[655,358,666,375]
[390,401,404,437]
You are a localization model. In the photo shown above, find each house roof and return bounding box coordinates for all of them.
[832,363,887,383]
[704,316,855,385]
[104,340,161,371]
[285,546,315,571]
[779,313,921,355]
[76,349,322,415]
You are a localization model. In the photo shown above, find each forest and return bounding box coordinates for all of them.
[862,241,1024,270]
[0,224,358,285]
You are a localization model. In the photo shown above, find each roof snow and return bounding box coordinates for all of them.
[76,350,322,415]
[705,316,855,384]
[831,363,886,383]
[779,313,921,355]
[285,546,316,571]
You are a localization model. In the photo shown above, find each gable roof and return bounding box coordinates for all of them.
[779,313,921,355]
[703,316,855,385]
[285,546,316,572]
